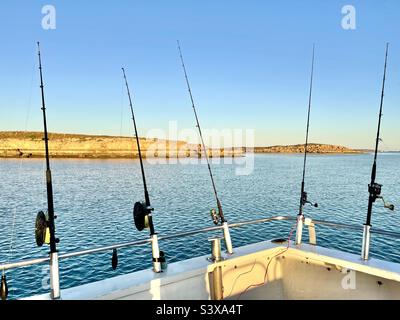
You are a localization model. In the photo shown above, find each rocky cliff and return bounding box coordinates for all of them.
[0,131,243,158]
[253,143,363,154]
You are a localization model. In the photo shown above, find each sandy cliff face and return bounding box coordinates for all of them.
[0,132,361,158]
[0,132,243,158]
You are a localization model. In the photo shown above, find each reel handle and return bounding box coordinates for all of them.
[377,196,395,211]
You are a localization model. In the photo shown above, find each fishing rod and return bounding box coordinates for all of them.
[296,44,318,245]
[2,42,62,301]
[35,42,60,299]
[177,41,233,254]
[362,42,394,260]
[122,68,162,272]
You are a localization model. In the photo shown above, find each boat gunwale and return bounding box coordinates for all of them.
[2,215,400,272]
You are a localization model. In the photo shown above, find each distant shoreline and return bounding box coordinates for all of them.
[0,131,379,159]
[253,144,366,154]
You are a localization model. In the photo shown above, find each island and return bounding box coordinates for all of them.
[253,144,364,154]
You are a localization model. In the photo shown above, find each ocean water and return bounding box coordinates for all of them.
[0,153,399,299]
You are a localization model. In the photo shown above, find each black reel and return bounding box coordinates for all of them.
[133,201,150,231]
[369,182,382,202]
[35,211,49,247]
[301,191,318,208]
[370,183,395,211]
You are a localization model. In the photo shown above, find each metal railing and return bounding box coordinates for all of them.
[2,215,400,273]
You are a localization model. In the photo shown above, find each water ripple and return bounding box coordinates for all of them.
[0,153,399,299]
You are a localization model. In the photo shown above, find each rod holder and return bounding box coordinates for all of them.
[209,237,223,262]
[295,215,304,245]
[222,222,233,254]
[50,252,60,299]
[208,237,224,300]
[211,266,223,300]
[304,217,316,245]
[361,224,371,260]
[151,234,162,273]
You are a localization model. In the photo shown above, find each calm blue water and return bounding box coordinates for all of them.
[1,153,399,299]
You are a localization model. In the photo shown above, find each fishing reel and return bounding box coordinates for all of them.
[210,208,222,225]
[35,211,51,247]
[369,182,382,202]
[301,192,318,208]
[133,201,153,231]
[369,182,394,211]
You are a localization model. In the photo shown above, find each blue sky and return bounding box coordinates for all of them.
[0,0,399,149]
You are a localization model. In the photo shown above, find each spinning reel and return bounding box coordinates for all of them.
[369,182,394,211]
[210,208,222,225]
[301,191,318,208]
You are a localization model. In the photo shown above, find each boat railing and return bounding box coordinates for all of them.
[1,215,400,298]
[2,215,400,271]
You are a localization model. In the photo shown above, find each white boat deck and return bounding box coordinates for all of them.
[25,239,400,300]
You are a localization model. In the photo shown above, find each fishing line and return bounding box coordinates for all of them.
[298,44,317,216]
[2,47,37,299]
[176,40,226,225]
[119,77,125,137]
[120,67,166,273]
[110,76,126,251]
[7,50,36,265]
[122,67,156,235]
[363,43,394,242]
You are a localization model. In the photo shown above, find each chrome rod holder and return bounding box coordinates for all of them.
[361,224,371,260]
[222,222,233,254]
[211,265,223,300]
[151,234,162,273]
[295,215,304,245]
[208,237,224,300]
[208,237,223,262]
[50,252,60,299]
